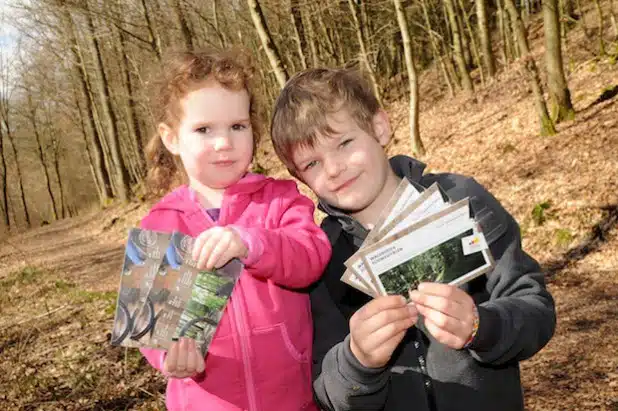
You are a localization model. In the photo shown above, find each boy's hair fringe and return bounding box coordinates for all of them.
[270,68,381,176]
[145,48,260,196]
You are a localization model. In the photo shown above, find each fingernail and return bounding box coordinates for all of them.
[400,296,407,304]
[409,290,419,300]
[407,304,417,316]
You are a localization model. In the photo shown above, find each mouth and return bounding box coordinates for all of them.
[333,176,359,193]
[212,160,235,167]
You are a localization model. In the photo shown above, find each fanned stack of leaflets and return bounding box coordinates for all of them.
[341,179,495,298]
[110,229,242,355]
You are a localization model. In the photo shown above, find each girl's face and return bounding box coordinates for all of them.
[161,82,254,191]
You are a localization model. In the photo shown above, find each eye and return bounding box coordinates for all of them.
[303,160,318,171]
[231,123,248,131]
[195,126,210,134]
[340,138,353,148]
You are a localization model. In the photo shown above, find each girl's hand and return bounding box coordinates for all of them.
[163,338,205,379]
[408,282,478,349]
[192,227,248,270]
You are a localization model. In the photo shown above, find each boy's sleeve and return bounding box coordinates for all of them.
[463,178,556,364]
[313,336,391,411]
[234,180,332,289]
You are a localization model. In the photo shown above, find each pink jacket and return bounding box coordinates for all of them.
[139,173,331,411]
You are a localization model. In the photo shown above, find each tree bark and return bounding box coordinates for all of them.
[444,0,474,93]
[62,1,114,203]
[290,0,309,69]
[347,0,383,105]
[504,0,557,135]
[118,26,145,182]
[544,0,575,122]
[27,91,58,220]
[458,0,484,83]
[476,0,496,77]
[84,1,131,201]
[0,125,10,229]
[1,118,30,227]
[140,0,162,60]
[393,0,425,156]
[174,0,195,50]
[246,0,289,89]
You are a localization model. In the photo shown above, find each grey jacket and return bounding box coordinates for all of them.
[310,155,556,411]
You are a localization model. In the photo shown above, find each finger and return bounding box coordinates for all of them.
[175,338,188,372]
[356,295,408,321]
[417,282,469,304]
[195,348,206,374]
[409,290,463,319]
[206,232,232,270]
[361,315,417,353]
[192,232,211,262]
[197,232,221,270]
[423,315,467,349]
[353,305,415,337]
[164,341,179,374]
[186,339,197,374]
[416,304,466,337]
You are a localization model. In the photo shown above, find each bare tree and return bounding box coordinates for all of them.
[393,0,425,156]
[347,0,383,105]
[290,0,309,69]
[544,0,575,122]
[247,0,288,88]
[444,0,474,93]
[83,0,131,201]
[476,0,496,77]
[504,0,556,135]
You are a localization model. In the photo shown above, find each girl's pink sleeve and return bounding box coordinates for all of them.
[234,180,331,289]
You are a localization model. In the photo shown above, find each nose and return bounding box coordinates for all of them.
[213,133,232,151]
[324,155,343,178]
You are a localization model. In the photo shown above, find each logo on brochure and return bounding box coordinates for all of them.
[139,230,157,247]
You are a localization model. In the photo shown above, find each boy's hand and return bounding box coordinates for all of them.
[408,283,477,349]
[192,227,248,270]
[163,338,205,379]
[349,295,418,369]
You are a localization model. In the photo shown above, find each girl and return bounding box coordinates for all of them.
[139,49,331,411]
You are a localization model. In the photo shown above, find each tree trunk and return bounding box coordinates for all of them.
[140,0,162,60]
[246,0,289,89]
[504,0,557,135]
[49,138,66,219]
[303,6,320,67]
[72,83,103,201]
[174,0,195,50]
[118,27,145,182]
[0,126,9,229]
[458,0,484,83]
[421,0,455,96]
[347,0,383,105]
[476,0,496,76]
[84,1,131,201]
[212,0,228,48]
[290,0,309,69]
[27,92,58,220]
[444,0,474,93]
[2,118,30,227]
[62,2,114,203]
[544,0,576,122]
[393,0,425,156]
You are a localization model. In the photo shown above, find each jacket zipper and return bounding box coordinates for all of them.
[231,287,259,411]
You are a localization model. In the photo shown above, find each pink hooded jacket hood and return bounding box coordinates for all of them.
[139,173,331,411]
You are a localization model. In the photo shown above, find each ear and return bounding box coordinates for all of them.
[158,123,179,155]
[372,110,392,147]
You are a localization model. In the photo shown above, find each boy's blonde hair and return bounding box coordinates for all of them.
[270,68,381,176]
[145,48,259,195]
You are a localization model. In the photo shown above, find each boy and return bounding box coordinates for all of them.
[270,68,556,411]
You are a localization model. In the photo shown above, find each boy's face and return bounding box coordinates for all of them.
[292,109,394,217]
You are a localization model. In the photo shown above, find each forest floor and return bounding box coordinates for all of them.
[1,7,617,411]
